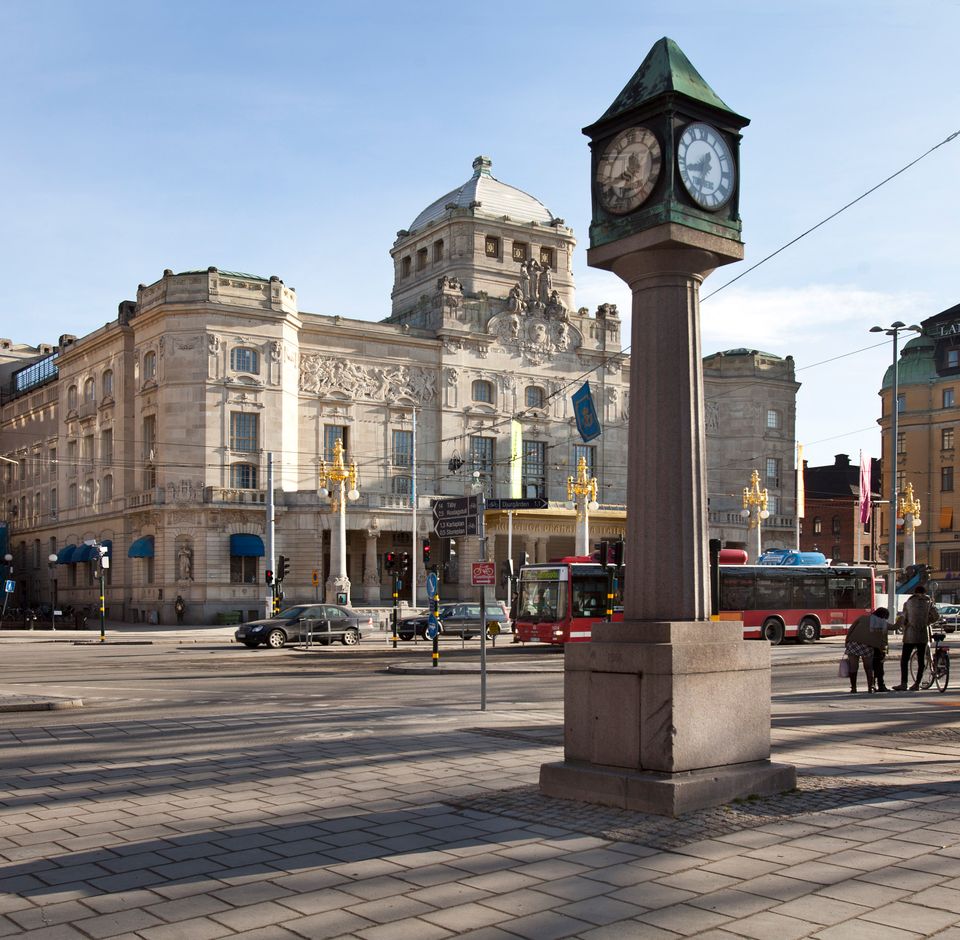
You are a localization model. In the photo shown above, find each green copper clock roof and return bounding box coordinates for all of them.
[589,37,747,128]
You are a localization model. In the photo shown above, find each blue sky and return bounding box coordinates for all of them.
[2,0,959,471]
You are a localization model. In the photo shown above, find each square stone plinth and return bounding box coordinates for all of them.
[539,620,795,816]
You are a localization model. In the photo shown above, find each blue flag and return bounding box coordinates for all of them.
[572,382,601,442]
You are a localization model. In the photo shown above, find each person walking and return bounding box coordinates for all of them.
[174,595,186,625]
[894,585,939,691]
[844,606,888,693]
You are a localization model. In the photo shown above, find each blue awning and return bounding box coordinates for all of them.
[57,545,77,564]
[230,533,264,557]
[128,535,155,558]
[73,544,95,562]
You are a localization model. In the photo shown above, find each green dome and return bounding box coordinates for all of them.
[880,334,937,390]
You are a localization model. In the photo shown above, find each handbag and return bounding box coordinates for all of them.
[838,657,850,678]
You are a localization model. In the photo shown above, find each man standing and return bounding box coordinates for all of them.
[174,595,186,625]
[894,585,939,691]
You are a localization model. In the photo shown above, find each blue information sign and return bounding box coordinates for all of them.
[3,580,14,594]
[425,618,441,640]
[426,572,439,596]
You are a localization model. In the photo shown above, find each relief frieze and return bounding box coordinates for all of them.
[299,355,437,404]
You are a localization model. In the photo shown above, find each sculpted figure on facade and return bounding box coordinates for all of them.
[538,265,553,304]
[546,290,567,321]
[270,341,282,362]
[177,543,193,581]
[207,334,221,355]
[705,400,720,432]
[507,285,525,314]
[300,355,437,405]
[518,264,530,303]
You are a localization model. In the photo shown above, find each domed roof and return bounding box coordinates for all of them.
[408,156,555,233]
[705,348,782,360]
[881,334,937,390]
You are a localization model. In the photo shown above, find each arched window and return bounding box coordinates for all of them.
[231,463,258,489]
[230,347,260,374]
[67,385,78,410]
[102,369,114,396]
[101,474,113,501]
[143,351,156,380]
[472,379,493,404]
[83,377,95,402]
[525,386,545,409]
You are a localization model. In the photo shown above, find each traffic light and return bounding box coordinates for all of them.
[595,540,610,567]
[277,554,290,582]
[385,551,396,571]
[501,559,514,587]
[612,539,625,568]
[422,538,432,568]
[515,551,529,570]
[265,569,274,585]
[400,551,410,570]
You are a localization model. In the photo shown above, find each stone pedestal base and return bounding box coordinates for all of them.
[539,620,796,817]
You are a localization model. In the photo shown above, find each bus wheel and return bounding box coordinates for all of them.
[762,618,785,645]
[798,618,819,643]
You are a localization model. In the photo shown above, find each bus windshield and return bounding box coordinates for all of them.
[517,577,566,623]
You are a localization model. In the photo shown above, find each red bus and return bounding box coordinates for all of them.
[715,562,878,644]
[515,553,877,646]
[514,557,622,644]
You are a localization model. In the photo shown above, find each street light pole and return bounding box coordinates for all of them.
[318,439,360,605]
[741,469,770,563]
[567,456,599,557]
[871,321,922,619]
[48,553,58,630]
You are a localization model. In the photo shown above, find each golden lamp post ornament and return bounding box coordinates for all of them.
[897,481,922,570]
[318,438,360,604]
[567,455,599,557]
[741,469,770,563]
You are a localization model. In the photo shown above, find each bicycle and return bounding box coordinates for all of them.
[908,631,950,692]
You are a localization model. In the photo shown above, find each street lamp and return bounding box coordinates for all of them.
[870,320,922,618]
[567,456,599,557]
[47,553,58,631]
[318,438,360,605]
[897,481,922,571]
[741,469,770,563]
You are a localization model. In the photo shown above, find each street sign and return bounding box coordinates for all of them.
[434,516,479,538]
[425,621,441,640]
[472,561,496,586]
[3,580,14,594]
[431,495,479,520]
[426,571,438,596]
[485,498,549,511]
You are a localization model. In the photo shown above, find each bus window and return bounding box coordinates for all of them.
[793,576,828,608]
[520,582,564,622]
[755,573,790,609]
[720,572,754,610]
[572,577,606,617]
[828,576,863,608]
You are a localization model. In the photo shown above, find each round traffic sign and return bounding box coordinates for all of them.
[425,622,441,640]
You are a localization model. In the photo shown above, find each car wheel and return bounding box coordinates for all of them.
[398,631,414,641]
[342,627,360,646]
[762,618,785,646]
[243,640,259,648]
[798,617,819,643]
[461,632,474,640]
[266,629,287,649]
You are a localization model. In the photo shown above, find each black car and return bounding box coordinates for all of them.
[398,603,510,641]
[234,604,370,649]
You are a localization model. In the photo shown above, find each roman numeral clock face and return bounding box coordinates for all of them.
[595,126,662,215]
[677,122,735,210]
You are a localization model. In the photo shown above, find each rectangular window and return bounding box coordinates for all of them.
[230,556,258,584]
[82,434,94,465]
[142,414,156,460]
[945,389,956,408]
[943,467,954,492]
[469,436,494,475]
[949,349,960,369]
[230,413,258,453]
[940,506,954,531]
[897,394,906,412]
[896,470,905,493]
[522,441,546,499]
[401,256,411,278]
[573,444,595,477]
[765,457,780,486]
[324,425,347,461]
[768,494,779,514]
[392,430,413,467]
[416,247,428,271]
[49,447,56,475]
[896,431,905,455]
[485,236,500,258]
[944,428,955,450]
[942,550,960,572]
[67,483,77,508]
[766,409,781,429]
[539,246,555,267]
[512,242,528,262]
[49,488,57,516]
[66,439,77,472]
[101,429,113,465]
[433,240,443,262]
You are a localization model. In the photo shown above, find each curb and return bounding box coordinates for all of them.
[0,696,84,712]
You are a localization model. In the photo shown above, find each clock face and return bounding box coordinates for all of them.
[677,122,735,210]
[596,126,662,215]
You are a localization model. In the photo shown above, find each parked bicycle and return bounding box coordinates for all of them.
[909,630,950,692]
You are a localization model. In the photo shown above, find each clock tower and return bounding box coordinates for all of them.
[540,38,795,817]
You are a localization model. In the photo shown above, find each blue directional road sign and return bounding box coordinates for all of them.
[426,572,438,596]
[3,580,14,594]
[425,613,441,640]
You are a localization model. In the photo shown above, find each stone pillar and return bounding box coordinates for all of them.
[362,529,381,604]
[540,227,795,816]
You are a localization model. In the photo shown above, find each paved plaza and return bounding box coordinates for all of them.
[2,630,960,938]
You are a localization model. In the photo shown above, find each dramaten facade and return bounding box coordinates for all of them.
[0,157,797,622]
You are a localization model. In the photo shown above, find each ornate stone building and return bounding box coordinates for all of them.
[0,157,796,622]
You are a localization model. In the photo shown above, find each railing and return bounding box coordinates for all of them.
[127,488,166,509]
[204,487,267,504]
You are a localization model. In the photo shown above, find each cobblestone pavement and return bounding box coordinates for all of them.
[4,693,960,937]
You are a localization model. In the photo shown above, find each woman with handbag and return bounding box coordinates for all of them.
[844,606,889,693]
